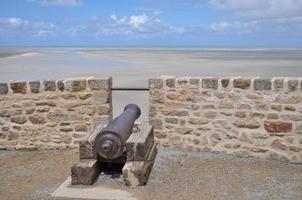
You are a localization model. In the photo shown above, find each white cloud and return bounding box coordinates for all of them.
[32,0,82,7]
[7,18,22,27]
[0,17,56,37]
[208,0,302,36]
[210,20,258,33]
[67,13,187,39]
[129,13,149,28]
[209,0,302,19]
[209,0,268,12]
[210,21,230,31]
[110,14,128,25]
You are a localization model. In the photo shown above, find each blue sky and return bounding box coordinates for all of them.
[0,0,302,47]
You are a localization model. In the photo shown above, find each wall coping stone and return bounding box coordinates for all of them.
[0,77,112,95]
[150,76,302,92]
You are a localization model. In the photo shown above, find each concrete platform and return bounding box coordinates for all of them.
[52,177,137,200]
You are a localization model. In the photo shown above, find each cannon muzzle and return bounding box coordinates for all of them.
[94,104,141,160]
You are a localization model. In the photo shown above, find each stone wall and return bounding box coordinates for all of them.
[149,76,302,163]
[0,77,112,150]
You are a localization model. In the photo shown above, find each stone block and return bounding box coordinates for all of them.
[235,111,247,118]
[188,118,209,125]
[122,143,157,187]
[88,77,111,90]
[75,124,88,132]
[281,114,302,121]
[43,80,56,91]
[57,80,64,91]
[79,135,96,159]
[221,79,230,88]
[47,109,66,122]
[150,90,164,103]
[166,95,179,104]
[267,113,279,119]
[177,78,188,86]
[295,122,302,134]
[98,105,110,115]
[202,104,216,109]
[214,90,226,98]
[233,78,251,89]
[10,81,27,94]
[255,101,269,111]
[233,119,260,129]
[7,132,19,140]
[79,137,97,159]
[29,114,47,124]
[165,78,176,88]
[10,115,27,124]
[94,93,109,104]
[273,78,284,90]
[175,127,193,135]
[60,127,73,132]
[0,82,9,94]
[201,78,218,89]
[163,110,189,117]
[264,121,292,133]
[149,78,163,89]
[288,79,299,91]
[251,132,269,139]
[29,81,40,93]
[79,93,92,100]
[271,104,282,112]
[189,78,200,87]
[36,101,56,107]
[284,105,296,111]
[204,111,217,119]
[79,123,106,159]
[271,139,287,151]
[254,78,271,90]
[0,110,10,117]
[71,159,100,185]
[65,79,86,92]
[228,91,240,100]
[126,124,154,161]
[218,100,234,109]
[165,117,178,124]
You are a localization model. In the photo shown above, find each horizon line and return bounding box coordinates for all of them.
[1,45,302,50]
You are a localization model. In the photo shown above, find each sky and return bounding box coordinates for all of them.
[0,0,302,47]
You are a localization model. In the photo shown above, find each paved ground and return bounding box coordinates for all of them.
[1,148,302,200]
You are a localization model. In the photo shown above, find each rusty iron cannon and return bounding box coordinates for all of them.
[71,103,157,187]
[94,104,141,160]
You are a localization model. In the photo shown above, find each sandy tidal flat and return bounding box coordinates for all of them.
[0,48,301,119]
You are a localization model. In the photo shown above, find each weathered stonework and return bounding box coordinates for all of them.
[29,81,41,93]
[0,77,112,150]
[71,159,100,185]
[73,122,157,187]
[0,82,8,94]
[43,80,56,91]
[149,76,302,163]
[10,81,27,94]
[254,78,271,90]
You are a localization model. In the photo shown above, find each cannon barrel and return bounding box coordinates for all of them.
[94,104,141,160]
